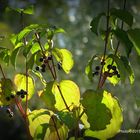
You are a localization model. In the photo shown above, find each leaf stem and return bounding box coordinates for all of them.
[34,32,45,55]
[51,115,61,140]
[97,0,127,88]
[57,85,70,111]
[97,0,110,89]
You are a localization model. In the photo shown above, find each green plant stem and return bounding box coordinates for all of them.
[20,11,32,140]
[51,115,61,140]
[35,32,70,111]
[98,0,127,88]
[25,59,29,115]
[34,32,45,55]
[97,0,110,89]
[0,64,6,79]
[51,55,57,79]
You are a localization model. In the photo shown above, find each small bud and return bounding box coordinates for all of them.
[21,94,25,99]
[39,57,44,62]
[10,94,15,99]
[48,55,52,60]
[113,70,118,75]
[101,60,105,65]
[95,66,100,71]
[41,68,46,72]
[112,66,116,71]
[41,64,46,68]
[107,64,112,70]
[6,97,10,101]
[16,91,21,95]
[117,74,120,78]
[94,71,99,75]
[35,66,40,71]
[20,89,25,95]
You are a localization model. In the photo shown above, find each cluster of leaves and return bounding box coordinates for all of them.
[0,3,140,140]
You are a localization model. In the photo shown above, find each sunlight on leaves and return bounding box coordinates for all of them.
[14,74,35,101]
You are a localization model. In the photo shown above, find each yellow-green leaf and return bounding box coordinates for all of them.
[83,90,123,140]
[39,80,80,111]
[0,78,16,106]
[52,48,74,74]
[14,74,35,101]
[28,109,68,140]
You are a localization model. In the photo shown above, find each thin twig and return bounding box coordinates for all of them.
[97,0,127,88]
[0,65,6,79]
[57,85,70,111]
[51,115,61,140]
[97,0,110,89]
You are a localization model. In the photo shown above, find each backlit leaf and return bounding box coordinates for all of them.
[112,28,133,57]
[0,48,10,65]
[81,90,112,131]
[0,78,16,106]
[85,55,98,82]
[10,47,21,68]
[28,109,68,140]
[39,80,80,111]
[14,74,35,101]
[23,5,34,15]
[90,13,105,35]
[128,28,140,56]
[52,48,74,74]
[83,90,123,140]
[110,8,133,26]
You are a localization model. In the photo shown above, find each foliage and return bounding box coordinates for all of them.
[0,1,140,140]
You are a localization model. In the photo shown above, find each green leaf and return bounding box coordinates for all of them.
[28,109,68,140]
[85,55,98,82]
[27,54,36,70]
[28,109,51,137]
[120,56,134,84]
[39,80,80,111]
[52,48,74,74]
[35,115,68,140]
[103,57,120,85]
[54,28,65,34]
[108,54,127,83]
[0,78,16,106]
[112,28,133,57]
[10,47,21,68]
[17,28,32,42]
[83,90,123,140]
[0,48,10,65]
[81,90,112,131]
[31,70,46,86]
[7,5,34,15]
[90,13,105,35]
[128,28,140,56]
[31,42,41,54]
[14,74,35,101]
[23,5,34,15]
[23,39,34,57]
[110,8,133,26]
[57,111,77,129]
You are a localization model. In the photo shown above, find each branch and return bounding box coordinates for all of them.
[97,0,110,89]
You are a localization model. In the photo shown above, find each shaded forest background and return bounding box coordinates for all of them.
[0,0,140,139]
